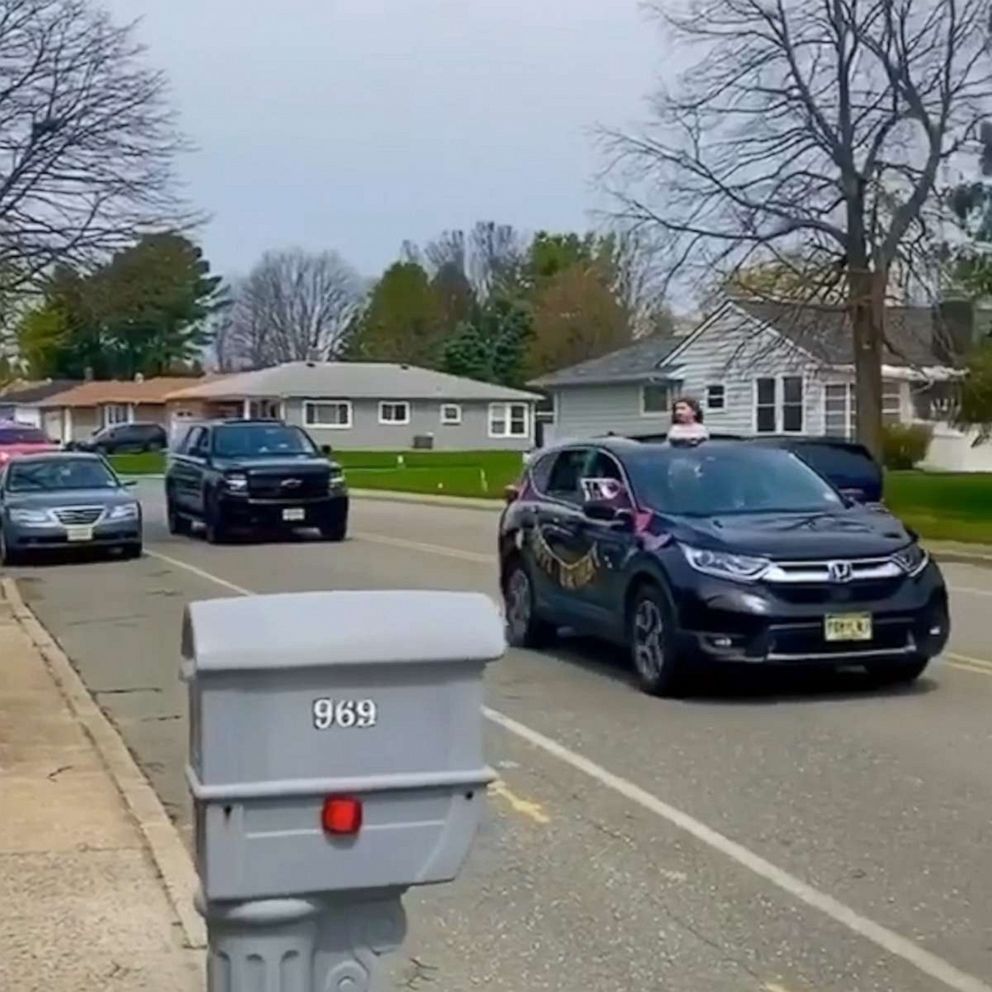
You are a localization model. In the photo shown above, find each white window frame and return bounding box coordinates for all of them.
[753,376,805,434]
[103,403,132,426]
[303,399,352,429]
[823,379,902,439]
[705,384,726,411]
[823,381,853,438]
[440,403,462,426]
[378,400,410,425]
[488,402,530,439]
[640,383,670,417]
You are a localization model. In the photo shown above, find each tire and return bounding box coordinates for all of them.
[203,498,229,545]
[121,541,143,560]
[166,497,190,536]
[319,516,347,542]
[503,558,556,649]
[628,581,688,697]
[0,527,20,567]
[869,656,929,687]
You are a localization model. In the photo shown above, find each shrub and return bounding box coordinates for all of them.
[881,423,932,470]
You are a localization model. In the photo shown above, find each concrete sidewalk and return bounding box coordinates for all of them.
[0,583,203,991]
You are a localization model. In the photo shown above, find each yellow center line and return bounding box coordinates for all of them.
[945,651,992,671]
[947,661,992,677]
[489,779,551,825]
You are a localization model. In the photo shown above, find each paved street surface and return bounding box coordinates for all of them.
[8,480,992,992]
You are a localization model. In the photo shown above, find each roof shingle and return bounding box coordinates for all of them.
[39,376,223,408]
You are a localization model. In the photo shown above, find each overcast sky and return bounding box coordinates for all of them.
[104,0,665,281]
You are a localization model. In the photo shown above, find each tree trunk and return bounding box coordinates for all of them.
[848,268,885,459]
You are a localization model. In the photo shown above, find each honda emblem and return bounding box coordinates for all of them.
[828,560,853,583]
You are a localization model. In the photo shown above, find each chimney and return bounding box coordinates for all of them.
[83,366,94,382]
[935,298,976,365]
[134,372,144,383]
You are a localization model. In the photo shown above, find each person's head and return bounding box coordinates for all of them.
[672,396,703,425]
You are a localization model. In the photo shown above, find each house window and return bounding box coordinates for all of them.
[705,384,725,411]
[755,377,803,433]
[641,384,669,415]
[882,380,901,423]
[103,403,131,426]
[825,380,901,439]
[489,402,529,438]
[755,378,777,433]
[782,376,804,433]
[379,401,410,425]
[440,403,462,425]
[303,400,351,429]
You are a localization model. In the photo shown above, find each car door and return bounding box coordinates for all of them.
[172,426,209,513]
[529,447,594,627]
[572,449,639,637]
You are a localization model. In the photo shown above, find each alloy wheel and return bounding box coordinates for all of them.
[633,598,666,682]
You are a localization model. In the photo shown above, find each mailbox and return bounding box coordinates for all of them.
[182,589,503,904]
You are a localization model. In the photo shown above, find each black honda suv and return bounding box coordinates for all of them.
[499,438,948,696]
[165,420,348,542]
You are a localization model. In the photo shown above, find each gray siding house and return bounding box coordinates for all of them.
[531,299,978,444]
[166,361,540,451]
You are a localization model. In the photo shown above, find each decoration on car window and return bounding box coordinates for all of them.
[530,527,600,591]
[580,477,625,503]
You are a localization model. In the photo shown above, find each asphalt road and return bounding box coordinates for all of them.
[7,481,992,992]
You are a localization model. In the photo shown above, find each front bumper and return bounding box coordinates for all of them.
[665,559,949,667]
[4,520,141,550]
[217,493,349,529]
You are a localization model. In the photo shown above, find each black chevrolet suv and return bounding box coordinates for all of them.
[499,438,948,696]
[165,420,348,543]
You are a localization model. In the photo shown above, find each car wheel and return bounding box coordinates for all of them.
[203,499,229,545]
[0,527,20,567]
[166,498,190,536]
[122,541,143,560]
[319,516,347,542]
[629,582,687,697]
[869,656,929,687]
[503,559,556,649]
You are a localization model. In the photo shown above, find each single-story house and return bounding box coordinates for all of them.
[0,379,79,428]
[165,361,541,450]
[38,376,220,444]
[532,298,984,446]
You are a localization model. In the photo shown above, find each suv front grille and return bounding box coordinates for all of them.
[764,556,903,584]
[768,617,915,659]
[248,473,328,500]
[54,506,103,525]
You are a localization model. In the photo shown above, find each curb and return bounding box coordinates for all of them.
[1,577,206,951]
[349,488,503,512]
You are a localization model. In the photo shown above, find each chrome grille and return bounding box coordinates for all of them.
[764,556,902,584]
[54,506,103,526]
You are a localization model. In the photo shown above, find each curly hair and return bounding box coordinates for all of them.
[671,395,704,425]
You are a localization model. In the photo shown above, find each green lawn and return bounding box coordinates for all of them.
[110,449,524,500]
[885,471,992,544]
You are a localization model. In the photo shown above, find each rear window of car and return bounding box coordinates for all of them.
[791,443,881,486]
[0,426,48,444]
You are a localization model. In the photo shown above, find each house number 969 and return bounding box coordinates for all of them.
[312,698,377,730]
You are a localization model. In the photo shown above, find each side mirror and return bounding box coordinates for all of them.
[320,444,332,456]
[503,484,520,505]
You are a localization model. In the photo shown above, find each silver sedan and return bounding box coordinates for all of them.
[0,453,142,566]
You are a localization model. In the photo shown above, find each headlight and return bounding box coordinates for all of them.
[8,508,52,525]
[328,465,346,490]
[681,544,771,582]
[107,502,140,521]
[892,543,928,576]
[224,472,248,492]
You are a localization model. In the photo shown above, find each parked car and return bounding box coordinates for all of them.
[0,452,142,565]
[499,438,948,696]
[0,421,59,465]
[71,422,167,455]
[630,432,883,504]
[165,419,348,543]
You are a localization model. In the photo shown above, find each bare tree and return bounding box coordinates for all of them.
[218,249,363,369]
[0,0,190,298]
[606,0,992,455]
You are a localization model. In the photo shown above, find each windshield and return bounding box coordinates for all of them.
[628,446,845,516]
[213,424,316,458]
[0,426,49,445]
[6,458,119,492]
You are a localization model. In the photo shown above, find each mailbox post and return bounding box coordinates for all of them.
[181,589,504,992]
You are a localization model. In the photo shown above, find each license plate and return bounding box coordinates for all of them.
[824,613,872,642]
[64,525,93,542]
[282,508,305,522]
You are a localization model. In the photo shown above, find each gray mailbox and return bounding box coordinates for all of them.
[182,588,504,992]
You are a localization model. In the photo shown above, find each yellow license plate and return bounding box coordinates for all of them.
[824,614,872,642]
